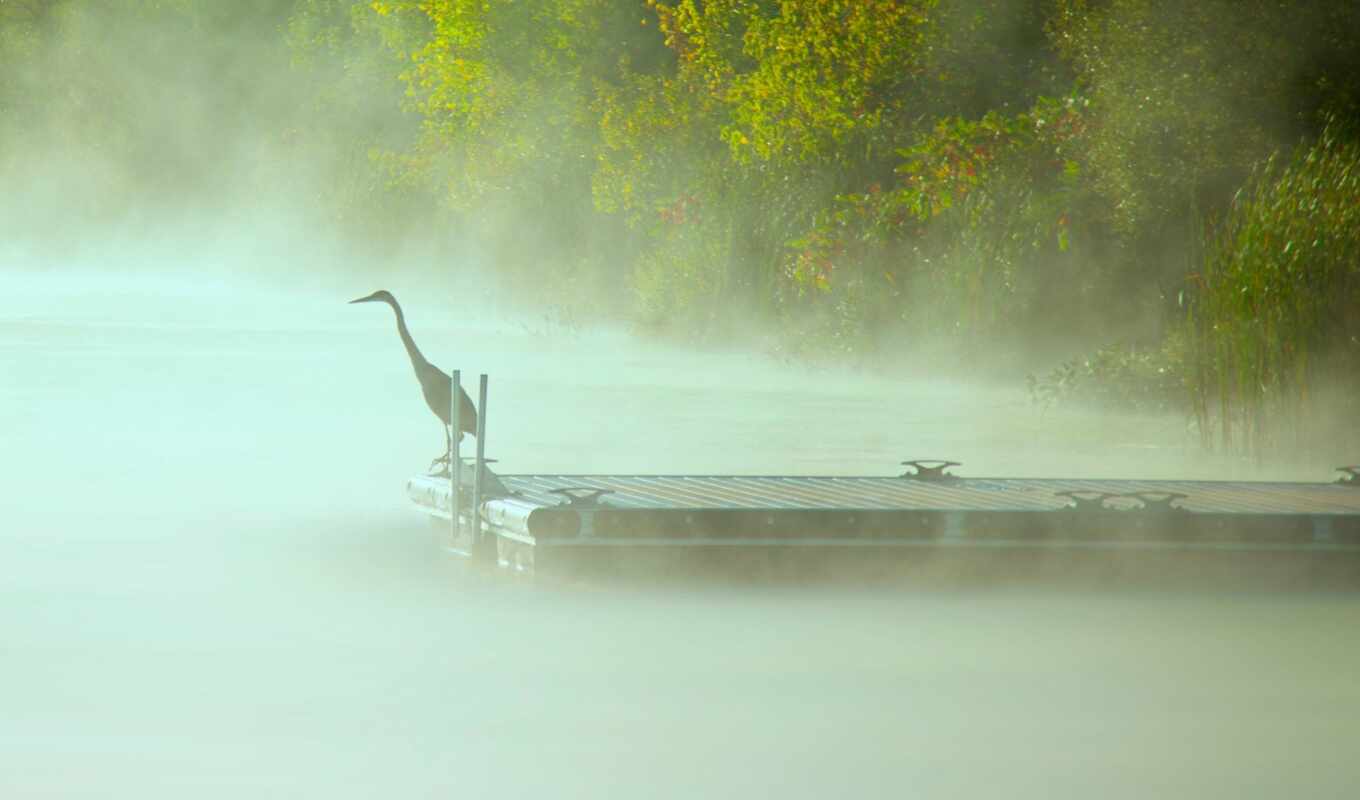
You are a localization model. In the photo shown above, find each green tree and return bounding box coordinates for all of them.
[1049,1,1360,276]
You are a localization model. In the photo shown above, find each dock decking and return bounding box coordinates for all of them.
[406,466,1360,579]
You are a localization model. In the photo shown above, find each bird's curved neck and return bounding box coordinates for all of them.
[385,297,429,370]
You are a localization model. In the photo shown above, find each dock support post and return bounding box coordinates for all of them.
[450,369,462,547]
[472,373,490,563]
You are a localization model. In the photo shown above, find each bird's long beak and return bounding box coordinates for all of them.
[349,293,378,304]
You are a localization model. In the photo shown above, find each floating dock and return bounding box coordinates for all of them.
[407,458,1360,582]
[408,374,1360,581]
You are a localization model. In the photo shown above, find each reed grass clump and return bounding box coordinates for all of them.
[1189,121,1360,456]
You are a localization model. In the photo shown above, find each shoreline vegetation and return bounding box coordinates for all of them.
[2,1,1357,456]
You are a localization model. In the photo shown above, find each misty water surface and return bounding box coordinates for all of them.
[3,273,1358,798]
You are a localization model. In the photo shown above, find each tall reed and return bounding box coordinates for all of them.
[1189,120,1360,456]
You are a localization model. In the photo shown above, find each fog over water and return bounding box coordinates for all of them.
[3,267,1358,798]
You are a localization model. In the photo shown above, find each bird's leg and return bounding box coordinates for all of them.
[428,425,452,476]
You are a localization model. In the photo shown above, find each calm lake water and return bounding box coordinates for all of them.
[3,273,1357,798]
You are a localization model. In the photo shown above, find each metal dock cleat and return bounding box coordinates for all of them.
[900,459,962,481]
[548,487,615,508]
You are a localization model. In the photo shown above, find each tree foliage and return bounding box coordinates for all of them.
[4,0,1359,449]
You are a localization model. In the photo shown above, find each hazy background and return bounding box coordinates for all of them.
[4,270,1358,797]
[4,1,1360,796]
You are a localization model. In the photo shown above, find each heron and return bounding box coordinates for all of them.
[349,290,477,473]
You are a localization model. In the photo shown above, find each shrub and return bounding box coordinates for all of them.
[1027,336,1189,416]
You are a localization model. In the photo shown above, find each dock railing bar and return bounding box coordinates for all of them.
[450,369,462,546]
[472,374,489,561]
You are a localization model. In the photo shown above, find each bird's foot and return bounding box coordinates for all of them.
[428,453,451,476]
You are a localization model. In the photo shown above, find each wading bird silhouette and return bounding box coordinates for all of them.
[350,290,477,473]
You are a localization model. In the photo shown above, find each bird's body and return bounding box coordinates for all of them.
[416,357,478,435]
[350,290,476,470]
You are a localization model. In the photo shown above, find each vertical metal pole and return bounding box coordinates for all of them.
[450,369,462,546]
[472,374,488,561]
